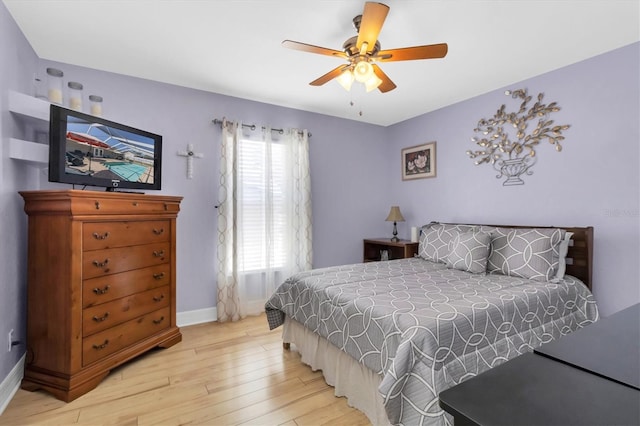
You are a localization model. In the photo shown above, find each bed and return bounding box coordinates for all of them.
[265,223,599,425]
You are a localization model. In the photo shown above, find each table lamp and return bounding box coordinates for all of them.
[385,206,405,242]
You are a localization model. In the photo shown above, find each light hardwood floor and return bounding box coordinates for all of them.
[0,314,370,425]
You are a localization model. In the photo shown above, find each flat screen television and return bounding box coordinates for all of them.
[49,104,162,191]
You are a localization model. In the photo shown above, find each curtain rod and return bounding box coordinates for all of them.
[212,118,311,137]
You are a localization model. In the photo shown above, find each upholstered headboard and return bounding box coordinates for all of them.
[557,226,593,291]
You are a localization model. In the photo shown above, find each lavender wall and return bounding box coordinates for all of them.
[0,0,39,392]
[388,43,640,316]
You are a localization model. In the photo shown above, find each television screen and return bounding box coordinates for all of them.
[49,104,162,191]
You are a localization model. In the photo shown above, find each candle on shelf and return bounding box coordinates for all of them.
[68,81,83,111]
[48,88,62,104]
[89,95,103,116]
[46,68,63,104]
[33,73,47,100]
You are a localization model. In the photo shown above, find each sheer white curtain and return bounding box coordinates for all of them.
[217,119,312,322]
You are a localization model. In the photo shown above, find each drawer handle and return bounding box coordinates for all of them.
[95,201,100,210]
[153,250,165,258]
[92,258,110,268]
[133,202,138,207]
[153,272,165,280]
[92,232,110,240]
[153,294,165,302]
[153,228,165,235]
[92,312,110,322]
[93,340,109,350]
[93,285,110,295]
[153,316,165,325]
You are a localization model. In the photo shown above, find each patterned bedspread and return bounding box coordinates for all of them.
[265,257,599,426]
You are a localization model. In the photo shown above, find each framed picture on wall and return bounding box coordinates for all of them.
[401,142,436,180]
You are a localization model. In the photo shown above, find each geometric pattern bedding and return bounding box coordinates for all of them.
[265,257,599,426]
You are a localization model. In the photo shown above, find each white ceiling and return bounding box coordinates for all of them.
[4,0,639,126]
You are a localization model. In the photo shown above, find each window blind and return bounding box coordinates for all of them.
[238,139,287,272]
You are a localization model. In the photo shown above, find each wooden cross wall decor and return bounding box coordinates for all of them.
[177,144,203,179]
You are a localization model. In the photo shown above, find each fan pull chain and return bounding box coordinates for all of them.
[348,88,363,117]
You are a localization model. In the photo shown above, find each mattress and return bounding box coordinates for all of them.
[265,257,599,425]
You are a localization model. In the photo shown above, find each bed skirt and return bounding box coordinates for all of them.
[283,316,391,426]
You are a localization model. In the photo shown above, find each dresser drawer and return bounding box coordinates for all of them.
[83,242,170,279]
[82,307,171,366]
[82,264,170,308]
[83,285,170,336]
[83,220,170,251]
[72,197,180,215]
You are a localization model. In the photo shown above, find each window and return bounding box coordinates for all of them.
[217,121,311,319]
[237,138,287,272]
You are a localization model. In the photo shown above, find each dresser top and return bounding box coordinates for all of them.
[19,189,182,202]
[20,189,182,216]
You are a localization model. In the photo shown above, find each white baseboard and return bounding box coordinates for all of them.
[176,307,217,327]
[177,302,271,326]
[0,355,25,416]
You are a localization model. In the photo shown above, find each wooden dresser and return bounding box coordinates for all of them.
[19,190,183,402]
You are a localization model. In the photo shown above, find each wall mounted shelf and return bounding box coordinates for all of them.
[9,138,48,164]
[9,90,50,122]
[8,90,50,164]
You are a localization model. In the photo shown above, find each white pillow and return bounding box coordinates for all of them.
[552,231,574,281]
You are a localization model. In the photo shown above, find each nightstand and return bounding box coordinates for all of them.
[363,238,418,262]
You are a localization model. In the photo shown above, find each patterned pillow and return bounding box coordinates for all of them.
[478,225,510,237]
[481,225,567,274]
[418,223,477,263]
[487,228,563,281]
[445,231,492,274]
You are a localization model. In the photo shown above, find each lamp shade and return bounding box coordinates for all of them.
[364,74,383,92]
[354,60,374,83]
[385,206,405,222]
[336,69,354,91]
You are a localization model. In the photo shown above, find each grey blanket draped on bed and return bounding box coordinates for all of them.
[265,257,598,426]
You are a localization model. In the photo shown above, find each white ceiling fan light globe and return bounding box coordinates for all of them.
[354,60,374,82]
[337,69,355,91]
[365,74,383,92]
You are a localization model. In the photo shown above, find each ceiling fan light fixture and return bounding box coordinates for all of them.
[354,59,374,83]
[337,69,355,91]
[364,74,383,92]
[283,2,448,94]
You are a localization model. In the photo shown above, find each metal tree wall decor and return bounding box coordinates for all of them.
[467,88,570,185]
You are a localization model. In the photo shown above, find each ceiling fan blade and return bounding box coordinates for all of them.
[376,43,448,62]
[282,40,347,59]
[310,65,350,86]
[356,2,390,53]
[372,64,396,93]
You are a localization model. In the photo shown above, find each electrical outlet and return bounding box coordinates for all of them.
[7,329,14,352]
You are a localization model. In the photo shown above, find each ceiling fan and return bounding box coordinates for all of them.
[282,2,448,93]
